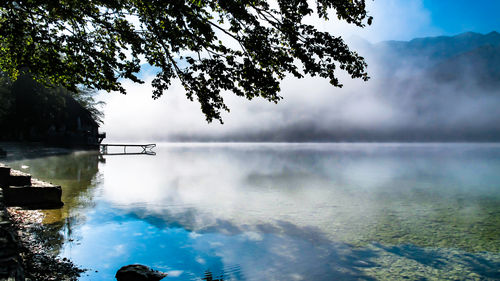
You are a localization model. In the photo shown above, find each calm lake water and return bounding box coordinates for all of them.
[4,143,500,280]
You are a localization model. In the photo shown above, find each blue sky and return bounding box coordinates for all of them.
[343,0,500,42]
[422,0,500,36]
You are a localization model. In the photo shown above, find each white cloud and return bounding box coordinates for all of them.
[309,0,440,42]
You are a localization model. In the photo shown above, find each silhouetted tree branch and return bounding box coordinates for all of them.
[0,0,371,122]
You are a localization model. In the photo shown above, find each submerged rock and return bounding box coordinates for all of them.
[115,264,167,281]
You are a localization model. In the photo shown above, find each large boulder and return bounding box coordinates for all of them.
[115,264,167,281]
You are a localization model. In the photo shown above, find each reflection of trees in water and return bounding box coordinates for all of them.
[8,151,101,255]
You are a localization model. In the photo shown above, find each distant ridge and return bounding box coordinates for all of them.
[379,31,500,47]
[430,44,500,88]
[373,31,500,67]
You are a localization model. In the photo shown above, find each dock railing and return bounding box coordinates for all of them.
[99,143,156,155]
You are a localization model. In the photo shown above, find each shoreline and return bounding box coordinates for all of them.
[0,162,83,280]
[0,189,24,280]
[1,205,84,281]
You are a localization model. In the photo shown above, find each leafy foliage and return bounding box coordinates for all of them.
[0,72,13,118]
[0,0,371,122]
[68,87,105,125]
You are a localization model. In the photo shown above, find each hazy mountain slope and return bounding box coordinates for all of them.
[429,44,500,89]
[376,31,500,61]
[163,31,500,142]
[370,31,500,74]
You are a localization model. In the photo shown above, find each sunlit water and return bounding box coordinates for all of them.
[4,143,500,280]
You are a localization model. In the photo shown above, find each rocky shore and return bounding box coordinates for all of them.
[0,189,24,280]
[0,163,83,281]
[0,202,84,280]
[6,208,84,281]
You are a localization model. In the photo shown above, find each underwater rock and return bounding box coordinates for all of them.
[115,264,167,281]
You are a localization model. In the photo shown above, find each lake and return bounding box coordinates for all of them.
[5,143,500,280]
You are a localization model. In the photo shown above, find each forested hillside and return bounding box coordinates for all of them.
[0,74,103,142]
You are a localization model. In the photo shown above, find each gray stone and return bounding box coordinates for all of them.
[3,185,63,208]
[0,165,10,187]
[0,228,18,259]
[8,170,31,187]
[115,264,167,281]
[1,168,63,208]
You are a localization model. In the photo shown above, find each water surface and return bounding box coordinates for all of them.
[5,143,500,280]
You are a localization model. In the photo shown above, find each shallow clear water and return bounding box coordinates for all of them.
[5,143,500,280]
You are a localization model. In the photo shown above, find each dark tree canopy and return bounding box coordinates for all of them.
[0,0,371,122]
[0,73,104,141]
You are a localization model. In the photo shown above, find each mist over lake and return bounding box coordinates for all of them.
[101,32,500,143]
[6,143,500,280]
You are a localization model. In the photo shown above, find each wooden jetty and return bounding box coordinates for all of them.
[99,143,156,155]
